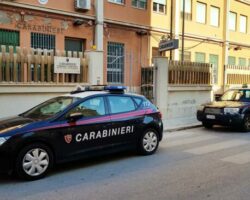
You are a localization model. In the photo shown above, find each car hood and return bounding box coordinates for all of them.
[0,116,36,136]
[205,101,249,108]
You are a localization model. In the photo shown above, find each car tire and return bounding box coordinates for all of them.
[202,122,213,129]
[138,129,159,155]
[15,143,54,181]
[243,114,250,132]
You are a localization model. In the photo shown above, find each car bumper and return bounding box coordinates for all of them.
[0,145,13,173]
[197,111,244,127]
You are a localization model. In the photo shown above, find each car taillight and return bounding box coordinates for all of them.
[158,112,162,119]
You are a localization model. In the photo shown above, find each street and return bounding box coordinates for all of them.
[1,126,250,200]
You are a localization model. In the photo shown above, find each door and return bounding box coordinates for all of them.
[106,95,142,147]
[209,54,219,84]
[55,96,113,161]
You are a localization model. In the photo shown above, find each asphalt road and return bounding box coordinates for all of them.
[1,126,250,200]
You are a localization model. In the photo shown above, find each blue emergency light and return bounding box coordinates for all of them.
[71,85,127,94]
[104,86,127,91]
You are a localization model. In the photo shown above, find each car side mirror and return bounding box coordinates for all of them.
[67,112,83,122]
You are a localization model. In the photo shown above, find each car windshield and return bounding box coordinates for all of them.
[21,96,80,119]
[221,89,250,102]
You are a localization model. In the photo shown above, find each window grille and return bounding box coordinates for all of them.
[31,32,55,50]
[107,42,125,84]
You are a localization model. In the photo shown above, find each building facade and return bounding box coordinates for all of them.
[0,0,152,90]
[1,0,250,94]
[150,0,250,93]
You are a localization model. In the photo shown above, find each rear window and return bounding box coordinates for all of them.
[133,97,143,107]
[108,96,136,114]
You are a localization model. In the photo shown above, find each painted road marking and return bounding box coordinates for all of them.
[184,140,250,155]
[221,151,250,164]
[166,135,218,147]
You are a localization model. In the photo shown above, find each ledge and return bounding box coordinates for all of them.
[168,84,212,91]
[0,83,88,94]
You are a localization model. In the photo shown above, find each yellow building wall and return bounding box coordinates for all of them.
[150,0,250,92]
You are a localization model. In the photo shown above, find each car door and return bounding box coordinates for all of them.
[54,96,114,161]
[106,95,143,147]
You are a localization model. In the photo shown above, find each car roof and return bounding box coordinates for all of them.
[63,91,144,99]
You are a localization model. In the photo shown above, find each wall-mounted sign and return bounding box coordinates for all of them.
[159,39,179,52]
[16,23,64,34]
[38,0,48,5]
[54,57,81,74]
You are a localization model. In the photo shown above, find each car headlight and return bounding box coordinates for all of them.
[224,108,240,114]
[197,105,205,111]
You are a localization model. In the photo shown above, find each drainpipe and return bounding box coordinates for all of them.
[95,0,103,51]
[223,0,230,93]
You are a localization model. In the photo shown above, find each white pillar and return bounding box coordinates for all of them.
[85,51,104,85]
[153,57,169,130]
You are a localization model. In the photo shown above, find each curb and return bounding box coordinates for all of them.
[164,124,202,133]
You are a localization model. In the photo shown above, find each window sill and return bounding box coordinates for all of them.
[131,6,147,11]
[108,1,125,6]
[153,11,166,15]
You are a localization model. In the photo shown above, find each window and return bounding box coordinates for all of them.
[133,97,143,106]
[180,0,192,20]
[228,56,236,65]
[23,97,78,119]
[107,42,124,84]
[31,33,55,50]
[239,57,246,66]
[67,97,106,118]
[179,51,191,61]
[210,6,219,27]
[65,38,85,55]
[196,2,206,24]
[108,0,124,4]
[108,96,136,114]
[209,54,219,84]
[195,52,205,63]
[229,12,237,31]
[132,0,147,9]
[240,15,247,33]
[153,0,166,14]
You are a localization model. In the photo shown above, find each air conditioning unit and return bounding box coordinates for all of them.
[75,0,91,11]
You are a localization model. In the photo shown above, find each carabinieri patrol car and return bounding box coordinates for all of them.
[0,86,163,180]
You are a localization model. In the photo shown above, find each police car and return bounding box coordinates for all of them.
[197,88,250,131]
[0,86,163,180]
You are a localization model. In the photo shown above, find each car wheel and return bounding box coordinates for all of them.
[15,143,53,181]
[202,122,213,129]
[138,129,159,155]
[243,114,250,132]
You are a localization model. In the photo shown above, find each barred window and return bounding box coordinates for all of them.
[107,42,124,84]
[0,29,19,51]
[31,33,55,50]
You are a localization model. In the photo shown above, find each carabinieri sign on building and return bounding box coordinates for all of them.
[54,57,81,74]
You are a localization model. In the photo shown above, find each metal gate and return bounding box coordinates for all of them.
[141,66,156,103]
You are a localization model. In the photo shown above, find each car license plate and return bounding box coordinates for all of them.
[206,115,215,119]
